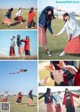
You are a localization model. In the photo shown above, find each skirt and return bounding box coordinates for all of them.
[27,98,33,105]
[16,98,22,103]
[9,47,15,56]
[55,104,62,112]
[46,103,56,112]
[3,17,11,24]
[66,99,75,112]
[18,45,24,55]
[14,16,23,22]
[64,35,80,54]
[39,26,47,47]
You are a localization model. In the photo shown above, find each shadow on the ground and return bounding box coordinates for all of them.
[11,20,26,26]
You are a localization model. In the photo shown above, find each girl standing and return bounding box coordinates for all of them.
[39,88,57,112]
[63,88,79,112]
[2,8,13,28]
[14,7,23,24]
[17,35,24,57]
[22,36,30,56]
[8,34,16,57]
[2,91,8,102]
[55,12,80,56]
[16,92,23,103]
[26,7,36,28]
[27,90,33,106]
[39,6,62,56]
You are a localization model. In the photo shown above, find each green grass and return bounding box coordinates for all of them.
[0,9,37,29]
[0,96,37,112]
[39,18,80,60]
[39,69,55,86]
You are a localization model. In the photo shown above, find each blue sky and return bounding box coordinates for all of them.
[39,0,80,14]
[0,30,37,57]
[0,61,37,95]
[0,0,37,9]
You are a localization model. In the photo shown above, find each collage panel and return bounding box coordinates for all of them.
[38,86,80,112]
[0,60,37,112]
[0,0,37,29]
[38,0,80,60]
[0,30,38,60]
[38,60,80,86]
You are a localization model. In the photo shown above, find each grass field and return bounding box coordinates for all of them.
[0,9,37,29]
[0,96,37,112]
[39,18,80,60]
[0,55,37,60]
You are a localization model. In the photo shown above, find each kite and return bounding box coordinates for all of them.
[9,69,27,74]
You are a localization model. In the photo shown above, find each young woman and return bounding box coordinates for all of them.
[39,88,57,112]
[2,91,8,102]
[39,6,63,56]
[22,36,30,56]
[55,12,80,56]
[14,7,23,24]
[17,35,24,57]
[27,90,33,106]
[16,92,23,103]
[8,34,16,57]
[26,7,36,28]
[55,91,63,112]
[63,88,79,112]
[2,8,13,28]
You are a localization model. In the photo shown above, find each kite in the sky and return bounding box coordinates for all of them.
[9,69,27,74]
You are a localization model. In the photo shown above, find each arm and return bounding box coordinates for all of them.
[7,34,12,40]
[39,93,45,100]
[57,25,66,36]
[47,24,54,35]
[71,92,79,98]
[52,95,57,102]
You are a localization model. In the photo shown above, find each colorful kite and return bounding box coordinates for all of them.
[9,69,27,74]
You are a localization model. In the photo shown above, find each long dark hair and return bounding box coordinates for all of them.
[63,13,69,23]
[17,35,20,46]
[29,90,33,95]
[46,88,51,94]
[7,8,13,13]
[29,7,34,13]
[46,9,54,20]
[18,7,22,11]
[65,88,70,94]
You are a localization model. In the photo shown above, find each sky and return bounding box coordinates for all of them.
[0,61,37,95]
[39,0,80,14]
[0,30,37,57]
[0,0,37,9]
[39,86,80,93]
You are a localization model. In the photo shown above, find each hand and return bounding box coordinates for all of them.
[45,64,55,72]
[57,61,66,69]
[52,34,57,37]
[43,76,50,84]
[65,65,78,75]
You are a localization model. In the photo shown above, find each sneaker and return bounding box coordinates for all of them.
[59,51,65,56]
[1,22,4,25]
[8,25,10,28]
[46,51,51,56]
[25,26,28,29]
